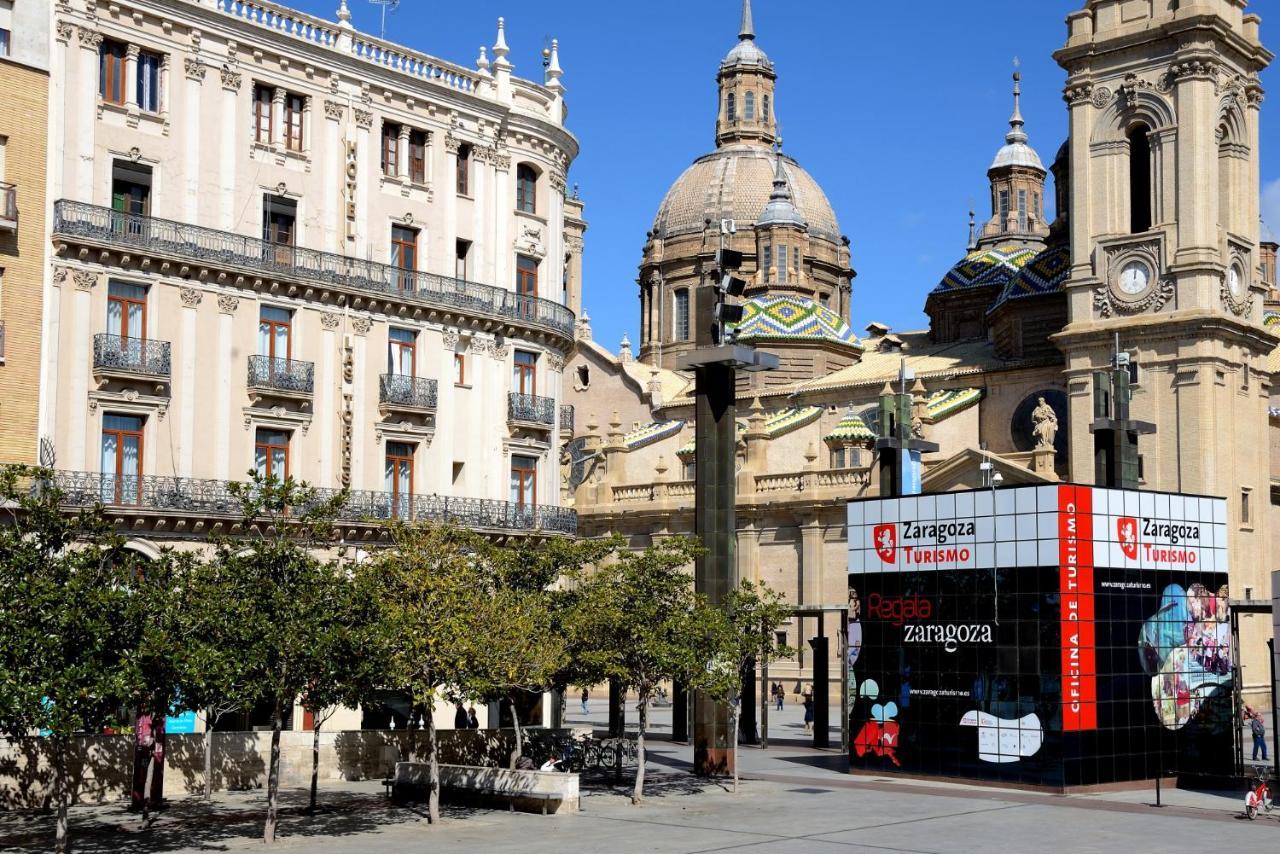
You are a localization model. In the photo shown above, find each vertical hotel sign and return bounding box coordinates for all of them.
[1058,485,1096,731]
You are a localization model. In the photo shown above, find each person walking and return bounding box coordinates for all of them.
[453,701,468,729]
[1251,710,1269,761]
[580,687,590,715]
[802,693,814,734]
[467,705,480,729]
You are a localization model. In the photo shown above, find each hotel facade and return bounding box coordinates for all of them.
[42,0,583,544]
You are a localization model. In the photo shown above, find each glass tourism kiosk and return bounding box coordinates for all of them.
[846,484,1234,788]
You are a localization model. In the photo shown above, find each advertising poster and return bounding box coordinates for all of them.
[847,485,1233,787]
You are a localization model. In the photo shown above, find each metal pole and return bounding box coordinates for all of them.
[760,657,769,749]
[840,606,850,754]
[1270,637,1278,782]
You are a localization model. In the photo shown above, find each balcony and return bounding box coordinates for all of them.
[0,183,15,232]
[560,404,574,435]
[53,201,576,341]
[379,374,438,413]
[92,333,171,384]
[49,470,577,536]
[247,355,314,399]
[508,392,556,428]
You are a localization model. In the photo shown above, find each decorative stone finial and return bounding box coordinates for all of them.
[476,45,490,76]
[880,381,895,397]
[492,17,511,69]
[545,38,564,93]
[967,208,977,251]
[336,0,352,27]
[618,334,633,363]
[576,310,592,341]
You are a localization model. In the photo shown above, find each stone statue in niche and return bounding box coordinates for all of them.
[1031,397,1058,450]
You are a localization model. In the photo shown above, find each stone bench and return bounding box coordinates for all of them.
[391,761,579,814]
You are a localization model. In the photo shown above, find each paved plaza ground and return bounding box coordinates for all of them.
[2,717,1277,854]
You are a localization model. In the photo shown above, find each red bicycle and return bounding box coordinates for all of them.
[1245,767,1274,820]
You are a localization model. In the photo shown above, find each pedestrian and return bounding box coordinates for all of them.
[1251,710,1269,761]
[775,683,784,712]
[803,693,814,734]
[467,705,480,729]
[453,700,468,729]
[581,687,589,715]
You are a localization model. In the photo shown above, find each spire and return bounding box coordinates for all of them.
[545,38,564,94]
[739,0,755,40]
[492,17,511,70]
[1007,58,1027,145]
[756,144,806,228]
[967,208,977,251]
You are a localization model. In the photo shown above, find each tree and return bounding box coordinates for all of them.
[566,537,726,804]
[202,472,348,844]
[0,465,144,853]
[470,535,622,764]
[362,523,488,825]
[701,581,795,793]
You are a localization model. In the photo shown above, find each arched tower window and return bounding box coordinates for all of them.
[674,289,690,341]
[744,91,755,121]
[726,93,736,123]
[763,94,770,123]
[1218,122,1235,234]
[1127,124,1152,234]
[516,164,538,215]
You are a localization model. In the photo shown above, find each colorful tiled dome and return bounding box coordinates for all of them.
[727,295,862,349]
[930,244,1041,295]
[988,244,1070,312]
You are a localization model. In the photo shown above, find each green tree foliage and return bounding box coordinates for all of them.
[361,523,487,825]
[199,472,349,844]
[0,465,143,853]
[566,537,728,804]
[701,581,796,793]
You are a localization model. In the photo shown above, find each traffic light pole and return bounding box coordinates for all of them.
[680,263,776,776]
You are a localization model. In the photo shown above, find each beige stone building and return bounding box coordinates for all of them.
[0,0,50,465]
[36,0,586,730]
[568,0,1280,711]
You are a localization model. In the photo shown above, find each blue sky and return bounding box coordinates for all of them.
[294,0,1280,352]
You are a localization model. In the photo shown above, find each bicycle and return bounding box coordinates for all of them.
[1244,766,1274,820]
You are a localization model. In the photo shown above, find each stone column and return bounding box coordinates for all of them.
[125,44,140,109]
[213,295,237,481]
[353,109,374,260]
[397,124,410,180]
[182,55,205,224]
[443,134,460,278]
[74,29,103,202]
[322,100,343,251]
[492,149,511,291]
[218,65,242,230]
[66,270,99,470]
[178,289,201,477]
[799,513,823,607]
[271,87,285,148]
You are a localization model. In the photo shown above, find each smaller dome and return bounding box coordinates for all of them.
[931,244,1041,295]
[988,244,1070,313]
[755,155,806,228]
[722,38,771,69]
[991,141,1044,171]
[728,295,862,349]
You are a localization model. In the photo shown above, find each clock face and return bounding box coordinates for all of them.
[1228,266,1243,296]
[1118,260,1151,296]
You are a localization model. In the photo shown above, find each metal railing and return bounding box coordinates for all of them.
[508,392,556,426]
[93,333,171,378]
[48,470,576,534]
[379,374,438,410]
[560,404,574,434]
[53,201,575,338]
[0,183,16,224]
[247,355,314,394]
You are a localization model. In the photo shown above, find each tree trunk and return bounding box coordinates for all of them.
[141,748,156,826]
[731,699,740,795]
[508,694,524,770]
[52,736,69,854]
[264,700,283,844]
[632,692,648,805]
[308,716,321,813]
[203,710,214,800]
[423,700,439,825]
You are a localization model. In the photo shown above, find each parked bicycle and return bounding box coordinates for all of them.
[1244,766,1274,820]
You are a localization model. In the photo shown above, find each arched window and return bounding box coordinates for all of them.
[1127,124,1152,234]
[674,289,690,341]
[762,94,770,123]
[516,164,537,214]
[1218,124,1234,233]
[726,92,736,123]
[744,91,755,121]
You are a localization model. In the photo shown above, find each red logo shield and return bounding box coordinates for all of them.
[1117,517,1138,560]
[873,524,897,564]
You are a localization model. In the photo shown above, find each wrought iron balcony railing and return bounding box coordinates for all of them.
[379,374,438,410]
[0,183,16,229]
[247,355,314,395]
[48,470,576,534]
[93,333,172,379]
[560,404,574,434]
[508,392,556,426]
[53,200,575,338]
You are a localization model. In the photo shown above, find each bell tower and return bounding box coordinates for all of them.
[716,0,777,149]
[1053,1,1274,705]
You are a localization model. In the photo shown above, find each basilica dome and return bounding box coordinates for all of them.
[651,145,842,242]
